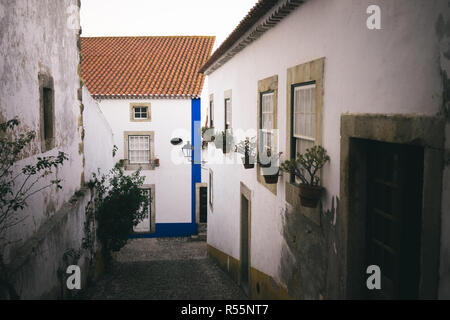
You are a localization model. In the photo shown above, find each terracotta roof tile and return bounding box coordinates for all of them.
[81,36,215,98]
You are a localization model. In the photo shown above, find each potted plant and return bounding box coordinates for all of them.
[202,126,215,143]
[235,137,256,169]
[258,147,283,184]
[280,145,330,208]
[153,158,160,167]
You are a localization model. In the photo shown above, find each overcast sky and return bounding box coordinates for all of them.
[80,0,258,50]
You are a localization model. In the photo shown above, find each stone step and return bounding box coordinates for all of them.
[190,233,206,242]
[197,223,207,234]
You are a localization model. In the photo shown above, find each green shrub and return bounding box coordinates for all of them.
[87,164,149,255]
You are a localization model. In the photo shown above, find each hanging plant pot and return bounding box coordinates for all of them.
[262,167,280,184]
[258,160,272,168]
[298,184,323,208]
[242,156,255,169]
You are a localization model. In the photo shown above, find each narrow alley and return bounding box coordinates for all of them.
[82,238,248,300]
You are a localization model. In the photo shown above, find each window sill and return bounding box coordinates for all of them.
[123,161,155,171]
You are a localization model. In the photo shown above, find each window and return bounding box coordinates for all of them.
[123,131,154,170]
[292,82,316,154]
[209,170,213,210]
[225,98,232,130]
[291,82,316,184]
[256,75,278,195]
[130,103,151,122]
[133,185,155,234]
[39,73,55,152]
[128,135,150,164]
[133,106,148,119]
[209,100,214,128]
[285,58,324,209]
[260,92,274,154]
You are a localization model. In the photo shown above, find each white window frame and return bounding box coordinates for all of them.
[128,135,151,164]
[261,91,274,154]
[133,106,148,120]
[293,83,316,156]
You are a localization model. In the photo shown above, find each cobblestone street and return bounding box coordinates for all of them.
[83,238,248,300]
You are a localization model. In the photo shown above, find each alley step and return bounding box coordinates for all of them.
[190,223,207,241]
[198,223,207,234]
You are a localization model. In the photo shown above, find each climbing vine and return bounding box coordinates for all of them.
[0,118,68,299]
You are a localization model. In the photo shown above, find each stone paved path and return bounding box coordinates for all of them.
[83,237,248,300]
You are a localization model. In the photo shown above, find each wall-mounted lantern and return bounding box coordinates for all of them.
[182,141,194,160]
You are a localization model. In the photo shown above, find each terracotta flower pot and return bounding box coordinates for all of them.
[298,184,323,208]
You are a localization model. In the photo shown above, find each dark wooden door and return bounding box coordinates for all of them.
[199,187,207,223]
[240,195,250,296]
[366,141,423,299]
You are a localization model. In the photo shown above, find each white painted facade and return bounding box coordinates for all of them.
[0,0,115,298]
[83,86,115,181]
[98,98,192,225]
[204,0,450,298]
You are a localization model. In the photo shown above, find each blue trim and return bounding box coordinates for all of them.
[191,98,202,234]
[130,223,197,239]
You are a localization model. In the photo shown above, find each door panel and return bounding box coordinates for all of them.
[366,141,423,299]
[200,187,208,223]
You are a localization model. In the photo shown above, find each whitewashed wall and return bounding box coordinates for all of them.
[98,98,192,224]
[83,86,115,181]
[0,0,84,259]
[205,0,449,292]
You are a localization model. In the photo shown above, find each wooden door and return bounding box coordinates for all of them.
[366,141,423,299]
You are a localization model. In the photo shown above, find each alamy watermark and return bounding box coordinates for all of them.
[66,265,81,290]
[366,5,381,30]
[366,265,381,290]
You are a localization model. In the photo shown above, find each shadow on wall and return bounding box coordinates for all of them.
[279,196,341,299]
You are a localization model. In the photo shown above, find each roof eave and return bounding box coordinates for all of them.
[200,0,304,75]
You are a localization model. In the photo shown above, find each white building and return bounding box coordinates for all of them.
[0,0,114,299]
[201,0,450,299]
[81,36,215,238]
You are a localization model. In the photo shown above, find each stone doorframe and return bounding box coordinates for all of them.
[240,182,252,296]
[340,113,445,299]
[195,182,208,224]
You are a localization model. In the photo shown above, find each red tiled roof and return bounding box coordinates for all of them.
[81,36,215,98]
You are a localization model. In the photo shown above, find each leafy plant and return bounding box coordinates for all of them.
[235,137,257,159]
[0,118,68,299]
[280,145,330,186]
[202,127,215,142]
[86,163,149,258]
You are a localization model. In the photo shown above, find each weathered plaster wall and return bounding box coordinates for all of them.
[82,86,115,181]
[0,1,111,299]
[0,0,85,260]
[98,98,192,224]
[205,0,448,299]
